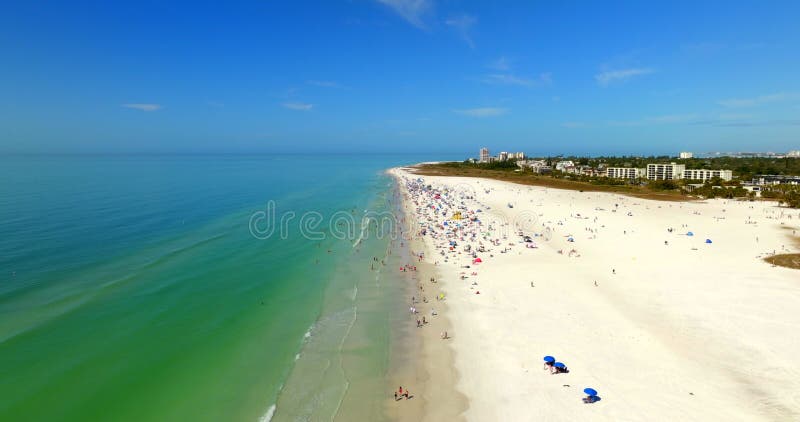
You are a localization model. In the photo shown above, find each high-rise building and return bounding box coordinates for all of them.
[499,151,509,161]
[679,152,693,159]
[479,147,490,163]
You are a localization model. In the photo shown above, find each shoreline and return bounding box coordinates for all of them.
[389,165,800,421]
[384,168,468,422]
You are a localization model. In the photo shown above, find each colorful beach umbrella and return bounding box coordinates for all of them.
[583,388,598,396]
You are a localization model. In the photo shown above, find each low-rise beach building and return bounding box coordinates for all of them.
[646,163,686,180]
[555,160,575,172]
[753,175,800,185]
[606,167,645,179]
[682,169,733,182]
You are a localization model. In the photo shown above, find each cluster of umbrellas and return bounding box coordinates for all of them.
[543,356,599,403]
[686,231,714,243]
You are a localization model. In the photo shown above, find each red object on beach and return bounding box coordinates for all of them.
[473,258,482,264]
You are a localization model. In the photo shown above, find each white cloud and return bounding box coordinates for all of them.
[453,107,507,117]
[376,0,432,28]
[645,114,698,123]
[283,102,313,111]
[445,13,477,48]
[307,80,342,88]
[595,68,654,86]
[608,112,744,127]
[484,72,552,88]
[489,56,511,71]
[122,103,161,112]
[606,114,695,126]
[717,92,799,108]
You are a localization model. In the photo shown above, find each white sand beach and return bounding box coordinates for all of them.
[390,167,800,421]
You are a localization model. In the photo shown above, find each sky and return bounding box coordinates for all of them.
[1,0,799,156]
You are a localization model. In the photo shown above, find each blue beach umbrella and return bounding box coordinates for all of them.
[543,356,555,363]
[584,388,598,396]
[705,239,712,244]
[686,231,694,236]
[554,362,566,369]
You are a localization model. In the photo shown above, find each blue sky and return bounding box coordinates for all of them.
[1,1,799,156]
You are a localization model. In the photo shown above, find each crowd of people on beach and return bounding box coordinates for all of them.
[389,171,800,409]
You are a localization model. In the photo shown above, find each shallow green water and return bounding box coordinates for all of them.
[0,154,448,421]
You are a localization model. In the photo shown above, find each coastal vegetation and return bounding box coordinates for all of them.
[412,162,689,201]
[764,253,800,270]
[413,158,800,207]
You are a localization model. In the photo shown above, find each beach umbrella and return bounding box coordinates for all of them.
[686,232,694,236]
[554,362,566,369]
[583,388,598,396]
[543,356,555,363]
[473,258,482,263]
[705,239,712,244]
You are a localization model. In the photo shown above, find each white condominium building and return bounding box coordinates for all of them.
[646,163,685,180]
[479,147,490,163]
[683,169,733,182]
[606,167,644,179]
[555,160,575,171]
[679,151,693,159]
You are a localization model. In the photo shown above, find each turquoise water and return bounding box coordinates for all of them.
[0,154,451,421]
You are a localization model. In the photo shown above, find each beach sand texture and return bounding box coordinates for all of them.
[390,167,800,422]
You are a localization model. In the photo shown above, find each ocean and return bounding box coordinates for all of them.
[0,154,454,421]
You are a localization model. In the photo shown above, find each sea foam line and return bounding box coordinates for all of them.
[258,404,276,422]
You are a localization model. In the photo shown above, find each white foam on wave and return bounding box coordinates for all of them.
[352,216,370,248]
[258,404,276,422]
